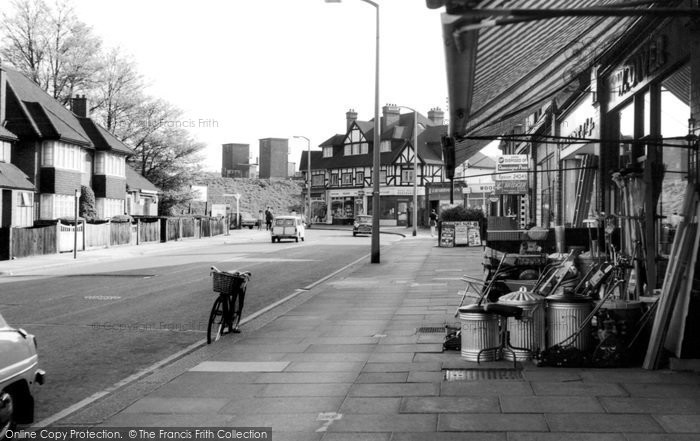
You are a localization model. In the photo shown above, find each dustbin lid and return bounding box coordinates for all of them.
[458,303,485,313]
[546,292,592,303]
[499,287,544,305]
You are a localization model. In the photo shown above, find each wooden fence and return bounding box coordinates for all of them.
[2,216,227,261]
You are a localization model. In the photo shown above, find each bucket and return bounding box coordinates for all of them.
[546,297,593,351]
[459,307,500,361]
[498,288,546,361]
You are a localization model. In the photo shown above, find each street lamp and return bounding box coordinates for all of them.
[325,0,381,263]
[293,135,312,226]
[396,106,419,237]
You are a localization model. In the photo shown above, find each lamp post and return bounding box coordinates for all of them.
[325,0,381,263]
[396,106,419,236]
[294,135,312,226]
[74,188,81,259]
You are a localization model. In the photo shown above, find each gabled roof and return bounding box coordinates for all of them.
[0,162,34,190]
[79,118,133,155]
[309,113,447,170]
[126,166,160,194]
[4,67,92,146]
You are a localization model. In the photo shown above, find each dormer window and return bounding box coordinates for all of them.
[344,127,368,156]
[380,140,391,153]
[323,146,333,158]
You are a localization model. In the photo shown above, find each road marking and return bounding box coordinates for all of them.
[32,251,370,429]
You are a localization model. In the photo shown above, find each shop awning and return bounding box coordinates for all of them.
[439,0,645,165]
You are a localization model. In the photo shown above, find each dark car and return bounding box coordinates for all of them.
[353,215,373,237]
[233,212,258,229]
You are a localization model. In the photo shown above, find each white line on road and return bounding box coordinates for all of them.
[32,252,370,429]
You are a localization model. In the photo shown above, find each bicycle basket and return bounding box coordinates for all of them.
[212,272,247,294]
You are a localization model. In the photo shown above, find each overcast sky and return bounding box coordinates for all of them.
[68,0,486,172]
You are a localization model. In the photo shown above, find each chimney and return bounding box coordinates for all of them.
[382,103,400,133]
[428,107,444,126]
[71,94,89,118]
[346,109,358,130]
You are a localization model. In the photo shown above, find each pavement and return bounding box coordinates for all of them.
[8,227,700,439]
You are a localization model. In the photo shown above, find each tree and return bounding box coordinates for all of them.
[1,0,102,104]
[89,47,142,132]
[79,185,97,221]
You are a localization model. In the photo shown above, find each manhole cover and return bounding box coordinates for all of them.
[417,327,445,334]
[443,368,524,381]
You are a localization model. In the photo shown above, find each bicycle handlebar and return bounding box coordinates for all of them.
[210,266,252,279]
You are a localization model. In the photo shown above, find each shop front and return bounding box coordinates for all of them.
[367,186,426,227]
[426,182,466,215]
[327,189,365,225]
[601,20,691,297]
[464,183,497,214]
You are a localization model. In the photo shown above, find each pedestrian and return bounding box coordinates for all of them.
[429,209,438,237]
[257,209,264,230]
[265,207,274,231]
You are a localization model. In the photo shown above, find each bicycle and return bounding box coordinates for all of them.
[207,266,251,344]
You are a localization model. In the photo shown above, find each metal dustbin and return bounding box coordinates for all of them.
[546,294,593,351]
[458,304,499,361]
[498,287,545,361]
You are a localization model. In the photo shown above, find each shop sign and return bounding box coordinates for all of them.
[494,172,528,181]
[494,180,528,195]
[464,183,495,194]
[496,155,529,172]
[607,24,684,109]
[379,187,425,196]
[329,189,359,197]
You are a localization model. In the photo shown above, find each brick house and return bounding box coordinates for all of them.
[2,64,137,221]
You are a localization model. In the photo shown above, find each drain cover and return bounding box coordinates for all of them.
[443,368,524,381]
[417,327,445,334]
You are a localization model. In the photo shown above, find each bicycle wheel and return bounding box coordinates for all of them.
[207,296,226,344]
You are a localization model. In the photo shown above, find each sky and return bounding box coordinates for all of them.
[68,0,491,172]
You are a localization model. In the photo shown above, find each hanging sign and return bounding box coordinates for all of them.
[495,180,528,195]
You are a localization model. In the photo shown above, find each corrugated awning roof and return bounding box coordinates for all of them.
[439,0,646,165]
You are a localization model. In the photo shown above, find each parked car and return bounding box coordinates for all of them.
[239,212,258,229]
[353,215,373,237]
[271,216,305,243]
[0,312,45,438]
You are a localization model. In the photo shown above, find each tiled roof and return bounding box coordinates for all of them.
[0,161,34,190]
[308,113,447,170]
[4,67,92,146]
[126,166,160,193]
[79,118,133,155]
[0,125,17,141]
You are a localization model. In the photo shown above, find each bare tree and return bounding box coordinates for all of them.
[1,0,48,85]
[1,0,102,103]
[90,47,142,131]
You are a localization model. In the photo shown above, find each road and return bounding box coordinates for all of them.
[0,227,403,422]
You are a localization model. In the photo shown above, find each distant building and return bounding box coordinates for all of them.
[259,138,288,179]
[287,162,296,178]
[221,143,251,178]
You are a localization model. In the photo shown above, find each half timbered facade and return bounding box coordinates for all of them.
[301,105,449,226]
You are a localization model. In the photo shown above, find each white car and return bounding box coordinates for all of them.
[0,312,45,438]
[271,216,305,243]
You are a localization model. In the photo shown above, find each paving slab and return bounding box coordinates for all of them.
[532,382,628,396]
[349,383,439,398]
[600,397,700,413]
[546,413,665,432]
[400,396,500,413]
[500,395,605,413]
[654,414,700,433]
[189,361,289,372]
[339,397,402,414]
[220,396,344,414]
[437,413,548,431]
[327,414,437,433]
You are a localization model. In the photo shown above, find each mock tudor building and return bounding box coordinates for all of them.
[300,105,449,226]
[2,65,135,221]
